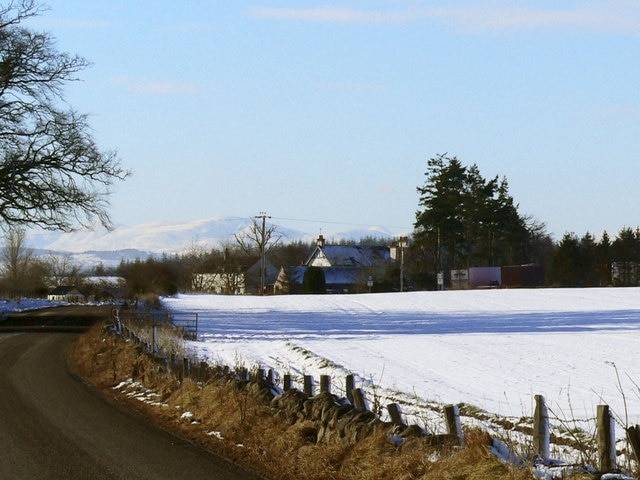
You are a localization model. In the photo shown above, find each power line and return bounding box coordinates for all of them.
[230,213,412,232]
[269,215,413,232]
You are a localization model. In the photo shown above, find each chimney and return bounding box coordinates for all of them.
[317,234,325,247]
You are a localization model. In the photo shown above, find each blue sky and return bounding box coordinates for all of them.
[29,1,640,240]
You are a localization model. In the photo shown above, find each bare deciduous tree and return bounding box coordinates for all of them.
[235,216,282,294]
[0,227,32,296]
[0,1,129,231]
[234,218,281,256]
[44,253,81,287]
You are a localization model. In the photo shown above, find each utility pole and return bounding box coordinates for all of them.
[398,236,408,292]
[437,227,444,291]
[254,212,270,295]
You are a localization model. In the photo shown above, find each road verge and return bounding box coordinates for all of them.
[69,322,532,480]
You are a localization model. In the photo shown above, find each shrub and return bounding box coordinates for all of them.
[303,266,326,294]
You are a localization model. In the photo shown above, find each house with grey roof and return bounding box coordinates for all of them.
[275,235,394,294]
[47,285,86,303]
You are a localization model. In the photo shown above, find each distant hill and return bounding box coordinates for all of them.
[26,217,401,269]
[28,217,269,254]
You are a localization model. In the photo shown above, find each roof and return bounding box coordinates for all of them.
[281,265,307,285]
[246,259,279,284]
[84,276,125,286]
[322,267,367,286]
[280,265,370,286]
[49,285,83,296]
[306,245,391,268]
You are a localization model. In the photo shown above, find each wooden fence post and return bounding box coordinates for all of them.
[346,374,355,404]
[597,404,616,473]
[533,394,550,461]
[152,325,157,354]
[626,425,640,466]
[387,403,405,427]
[267,369,274,386]
[283,374,292,392]
[352,388,369,412]
[320,375,331,394]
[444,404,464,446]
[199,361,209,381]
[182,357,190,378]
[170,353,177,376]
[303,375,314,396]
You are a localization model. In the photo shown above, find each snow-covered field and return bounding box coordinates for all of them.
[162,287,640,451]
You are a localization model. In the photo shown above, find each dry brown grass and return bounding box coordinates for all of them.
[70,324,544,480]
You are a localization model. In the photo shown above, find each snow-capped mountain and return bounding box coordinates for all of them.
[26,217,400,269]
[29,217,273,254]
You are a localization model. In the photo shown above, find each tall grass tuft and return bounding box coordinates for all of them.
[71,324,549,480]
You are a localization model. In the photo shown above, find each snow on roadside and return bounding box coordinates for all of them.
[0,298,57,314]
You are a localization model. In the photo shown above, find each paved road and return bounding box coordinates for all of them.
[0,305,115,331]
[0,332,263,480]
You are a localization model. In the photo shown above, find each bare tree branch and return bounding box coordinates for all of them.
[234,218,282,256]
[0,1,129,231]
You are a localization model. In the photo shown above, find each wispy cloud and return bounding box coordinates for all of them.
[250,6,417,24]
[109,76,198,96]
[250,2,640,35]
[444,3,640,34]
[587,104,639,124]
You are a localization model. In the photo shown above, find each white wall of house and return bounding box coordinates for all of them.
[192,273,246,295]
[47,289,85,303]
[307,250,332,267]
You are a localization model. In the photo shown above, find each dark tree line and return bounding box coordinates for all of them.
[411,154,640,289]
[115,241,318,298]
[412,154,551,288]
[547,228,640,287]
[23,224,640,299]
